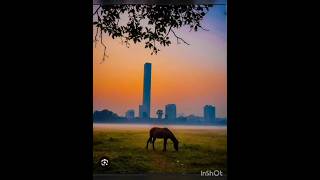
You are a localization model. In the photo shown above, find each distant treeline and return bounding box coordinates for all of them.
[93,109,227,125]
[93,109,120,122]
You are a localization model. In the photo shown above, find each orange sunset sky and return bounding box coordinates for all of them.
[93,5,227,118]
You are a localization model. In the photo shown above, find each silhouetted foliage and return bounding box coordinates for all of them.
[156,109,163,118]
[93,4,213,60]
[93,109,119,122]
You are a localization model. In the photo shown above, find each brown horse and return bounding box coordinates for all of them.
[146,127,179,151]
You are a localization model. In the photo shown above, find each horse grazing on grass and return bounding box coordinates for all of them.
[146,127,179,152]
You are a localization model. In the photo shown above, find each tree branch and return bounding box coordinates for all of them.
[199,25,209,31]
[165,25,173,37]
[94,26,99,48]
[153,25,156,54]
[100,28,108,63]
[93,5,101,16]
[170,29,190,45]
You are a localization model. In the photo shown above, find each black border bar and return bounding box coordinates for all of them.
[93,0,226,5]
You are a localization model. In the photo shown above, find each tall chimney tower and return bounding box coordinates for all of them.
[140,62,152,119]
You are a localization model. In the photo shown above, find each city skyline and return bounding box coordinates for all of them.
[93,5,227,117]
[94,103,220,119]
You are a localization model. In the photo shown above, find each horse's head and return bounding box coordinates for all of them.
[174,140,179,151]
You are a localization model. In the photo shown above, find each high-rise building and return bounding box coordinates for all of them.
[165,104,176,120]
[125,109,135,120]
[204,105,216,122]
[140,62,152,119]
[139,105,147,119]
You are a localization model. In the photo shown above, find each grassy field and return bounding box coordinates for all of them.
[93,125,227,174]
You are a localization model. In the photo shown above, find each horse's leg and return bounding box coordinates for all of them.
[152,137,156,150]
[163,138,167,152]
[146,136,152,149]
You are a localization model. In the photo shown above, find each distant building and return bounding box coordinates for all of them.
[139,62,152,119]
[165,104,176,120]
[204,105,216,122]
[139,105,148,119]
[125,109,135,120]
